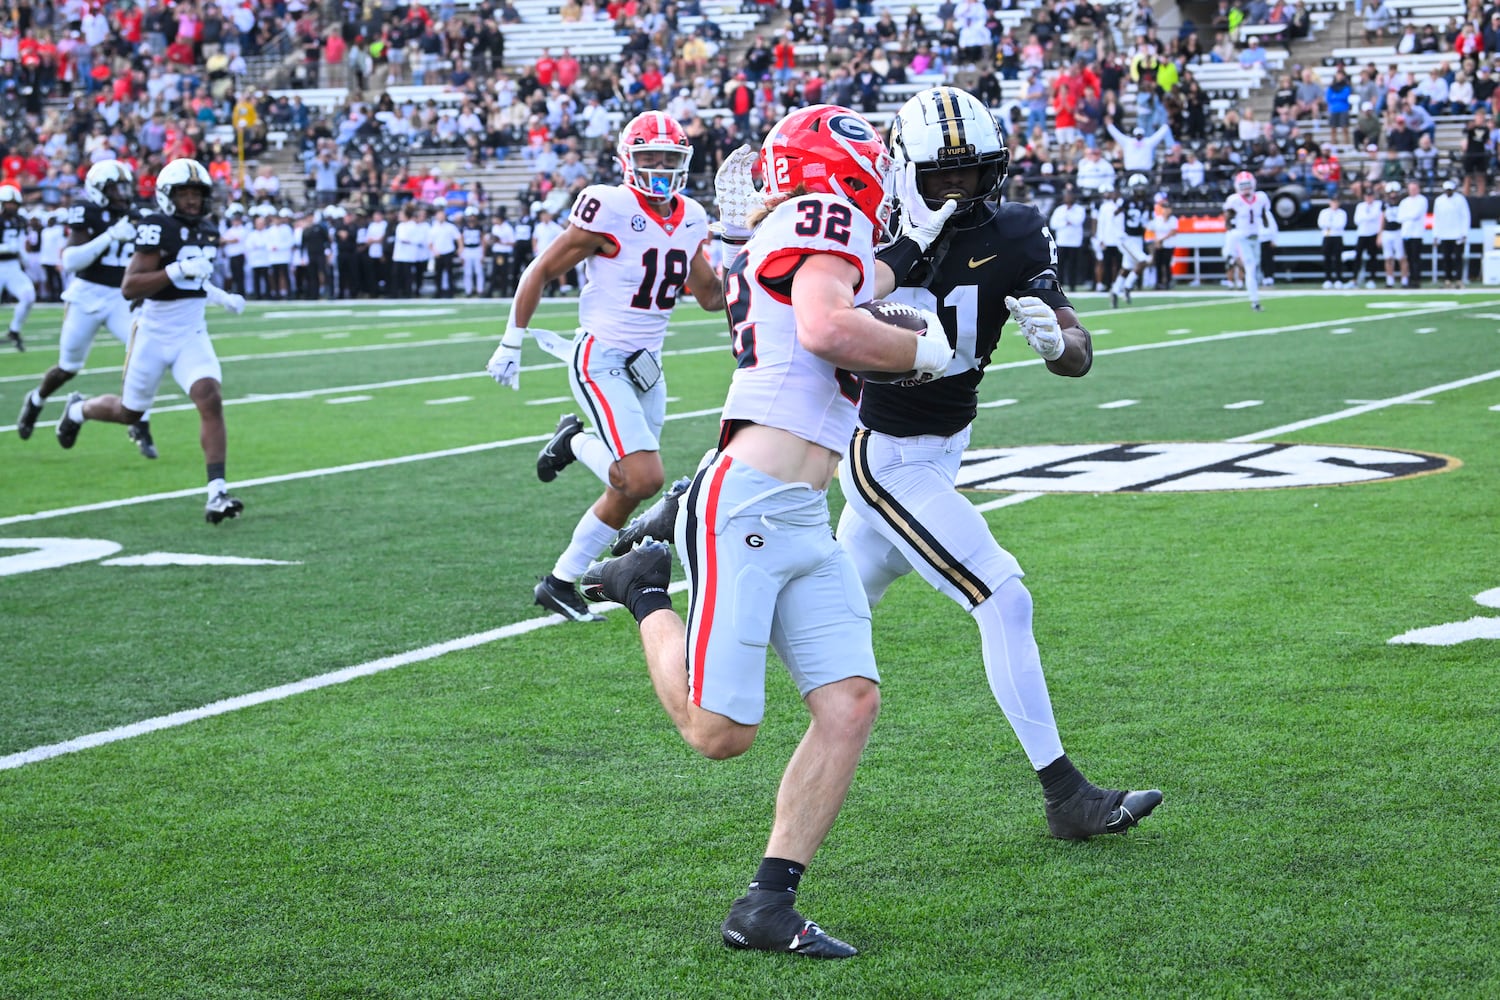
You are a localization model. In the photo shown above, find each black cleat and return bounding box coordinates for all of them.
[55,392,84,449]
[205,491,245,524]
[1109,289,1118,309]
[6,329,23,352]
[609,477,690,556]
[1251,303,1264,312]
[1046,785,1162,840]
[1123,285,1133,305]
[536,412,583,483]
[127,420,158,459]
[533,573,605,622]
[16,392,42,440]
[580,539,672,607]
[722,889,858,959]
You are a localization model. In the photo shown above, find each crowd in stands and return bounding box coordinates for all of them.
[2,0,1495,301]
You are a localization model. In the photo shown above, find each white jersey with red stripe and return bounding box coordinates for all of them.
[569,183,710,353]
[1223,190,1275,240]
[720,192,878,455]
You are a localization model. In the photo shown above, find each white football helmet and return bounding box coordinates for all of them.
[1234,171,1256,195]
[1128,172,1150,197]
[0,184,21,212]
[84,160,136,210]
[155,157,214,219]
[464,205,479,218]
[226,201,246,218]
[889,86,1009,217]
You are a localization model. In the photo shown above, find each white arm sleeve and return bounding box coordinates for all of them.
[61,232,113,275]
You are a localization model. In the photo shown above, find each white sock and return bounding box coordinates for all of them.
[552,508,618,581]
[207,477,227,499]
[29,388,43,406]
[971,577,1065,769]
[1125,271,1139,291]
[67,399,86,423]
[570,431,616,486]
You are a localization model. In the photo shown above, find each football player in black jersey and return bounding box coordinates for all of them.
[15,161,160,456]
[53,158,249,524]
[0,183,36,351]
[837,87,1162,840]
[1108,172,1154,307]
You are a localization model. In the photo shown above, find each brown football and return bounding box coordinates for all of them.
[851,299,928,384]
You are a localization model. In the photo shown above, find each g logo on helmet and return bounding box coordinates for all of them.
[827,114,877,143]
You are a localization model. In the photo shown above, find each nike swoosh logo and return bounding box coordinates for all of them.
[969,255,997,268]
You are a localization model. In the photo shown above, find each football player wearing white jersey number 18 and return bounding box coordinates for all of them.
[486,111,727,621]
[1223,171,1277,311]
[572,105,955,959]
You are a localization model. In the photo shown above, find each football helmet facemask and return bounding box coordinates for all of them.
[1234,171,1256,195]
[618,111,692,201]
[889,87,1008,219]
[84,160,136,211]
[156,158,214,220]
[760,103,893,240]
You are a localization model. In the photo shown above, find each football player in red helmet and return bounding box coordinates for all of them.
[570,105,957,959]
[616,111,693,202]
[758,103,895,239]
[486,110,725,624]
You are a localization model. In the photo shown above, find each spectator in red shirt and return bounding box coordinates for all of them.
[535,48,556,88]
[555,47,579,89]
[640,60,664,107]
[166,34,196,68]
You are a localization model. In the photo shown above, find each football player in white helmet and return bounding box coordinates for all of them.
[15,161,164,455]
[0,183,36,351]
[1108,172,1155,307]
[842,85,1161,840]
[54,158,250,523]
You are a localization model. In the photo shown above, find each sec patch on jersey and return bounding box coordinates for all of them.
[851,299,928,384]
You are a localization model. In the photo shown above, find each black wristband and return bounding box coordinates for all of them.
[876,236,925,285]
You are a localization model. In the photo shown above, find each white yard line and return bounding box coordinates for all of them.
[4,308,1494,770]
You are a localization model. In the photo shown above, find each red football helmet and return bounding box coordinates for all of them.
[1234,171,1256,195]
[759,104,893,240]
[617,111,692,201]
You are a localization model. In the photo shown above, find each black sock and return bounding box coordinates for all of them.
[207,461,226,482]
[1038,754,1088,803]
[625,582,672,624]
[748,857,804,897]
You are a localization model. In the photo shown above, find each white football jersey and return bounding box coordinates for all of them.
[1223,191,1274,239]
[570,183,711,353]
[720,192,878,455]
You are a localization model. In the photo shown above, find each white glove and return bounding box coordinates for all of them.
[894,160,959,251]
[1005,295,1065,361]
[203,281,246,313]
[487,325,527,390]
[710,143,760,244]
[107,218,137,243]
[165,257,213,289]
[909,307,954,382]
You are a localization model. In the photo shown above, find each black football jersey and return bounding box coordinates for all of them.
[1121,198,1152,237]
[864,202,1070,438]
[0,212,23,259]
[132,212,220,300]
[1383,204,1401,231]
[67,202,135,287]
[461,225,484,248]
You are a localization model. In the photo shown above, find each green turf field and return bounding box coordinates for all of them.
[2,290,1497,998]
